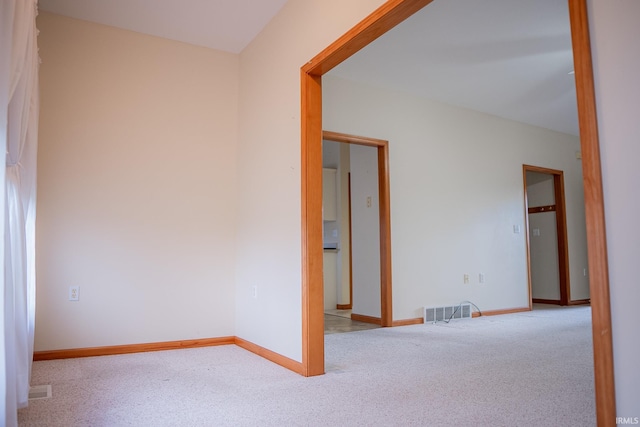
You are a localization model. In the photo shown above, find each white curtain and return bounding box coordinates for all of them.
[3,0,39,426]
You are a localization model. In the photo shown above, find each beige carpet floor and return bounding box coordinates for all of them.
[18,305,595,426]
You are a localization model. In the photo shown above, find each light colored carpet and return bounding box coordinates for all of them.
[18,305,595,426]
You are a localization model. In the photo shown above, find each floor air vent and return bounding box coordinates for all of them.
[424,303,472,324]
[29,385,52,400]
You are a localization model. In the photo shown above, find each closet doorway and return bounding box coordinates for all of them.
[523,165,570,306]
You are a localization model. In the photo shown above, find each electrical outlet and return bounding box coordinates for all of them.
[463,274,470,284]
[479,273,485,284]
[252,285,258,299]
[69,286,79,301]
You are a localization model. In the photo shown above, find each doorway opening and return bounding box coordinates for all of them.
[300,0,614,422]
[322,131,392,334]
[523,165,571,306]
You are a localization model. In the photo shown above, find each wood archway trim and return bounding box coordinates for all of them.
[323,131,393,328]
[300,0,433,379]
[301,0,615,423]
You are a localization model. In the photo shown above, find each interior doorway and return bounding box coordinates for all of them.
[523,165,570,306]
[322,131,393,329]
[300,2,614,422]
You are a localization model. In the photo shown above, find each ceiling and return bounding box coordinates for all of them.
[329,0,578,136]
[37,0,578,136]
[37,0,289,53]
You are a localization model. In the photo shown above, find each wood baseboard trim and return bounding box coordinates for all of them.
[336,304,352,310]
[34,336,305,376]
[392,317,424,326]
[235,337,304,375]
[569,299,591,306]
[33,336,236,361]
[533,298,562,305]
[472,307,531,318]
[351,313,382,325]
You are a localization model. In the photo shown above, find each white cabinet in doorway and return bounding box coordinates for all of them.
[323,168,337,221]
[323,250,338,310]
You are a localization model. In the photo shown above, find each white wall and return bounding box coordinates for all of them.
[338,142,352,305]
[528,212,560,300]
[350,144,381,317]
[30,0,640,415]
[322,141,340,249]
[322,251,338,310]
[322,140,351,308]
[588,0,640,414]
[36,13,239,350]
[526,173,561,301]
[235,0,386,361]
[322,140,340,169]
[324,75,589,320]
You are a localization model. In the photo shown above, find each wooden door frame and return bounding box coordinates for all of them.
[300,0,615,422]
[523,165,571,306]
[323,131,393,325]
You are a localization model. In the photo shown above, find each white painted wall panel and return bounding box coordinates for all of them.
[350,144,381,318]
[324,75,589,320]
[528,212,560,300]
[235,0,387,361]
[526,173,560,301]
[589,0,640,414]
[36,13,239,349]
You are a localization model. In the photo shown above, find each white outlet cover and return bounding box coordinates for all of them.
[69,286,79,301]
